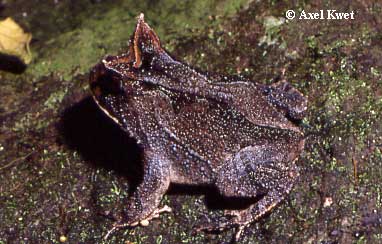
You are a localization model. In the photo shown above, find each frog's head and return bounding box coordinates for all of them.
[89,13,164,100]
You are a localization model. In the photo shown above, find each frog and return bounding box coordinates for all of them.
[89,13,307,241]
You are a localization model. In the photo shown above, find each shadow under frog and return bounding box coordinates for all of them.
[59,96,144,194]
[59,95,243,204]
[59,94,261,232]
[85,13,307,241]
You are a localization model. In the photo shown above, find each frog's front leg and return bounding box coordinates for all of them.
[105,149,171,239]
[124,149,171,223]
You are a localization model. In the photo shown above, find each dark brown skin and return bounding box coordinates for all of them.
[89,13,307,241]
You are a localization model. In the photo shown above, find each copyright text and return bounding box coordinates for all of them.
[285,10,355,20]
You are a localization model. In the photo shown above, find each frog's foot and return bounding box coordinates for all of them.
[196,210,243,233]
[196,218,236,233]
[104,205,172,240]
[196,212,250,242]
[224,210,253,241]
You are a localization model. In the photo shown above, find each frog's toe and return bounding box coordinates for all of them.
[139,204,172,226]
[196,222,232,233]
[104,222,130,240]
[151,204,172,218]
[195,215,238,233]
[104,205,172,239]
[127,204,172,227]
[224,209,242,218]
[222,212,250,241]
[103,219,142,239]
[233,224,250,242]
[196,216,250,242]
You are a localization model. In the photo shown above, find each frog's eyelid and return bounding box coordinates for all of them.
[132,13,163,69]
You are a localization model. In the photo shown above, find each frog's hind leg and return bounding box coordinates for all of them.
[229,164,298,240]
[207,145,299,240]
[215,144,291,198]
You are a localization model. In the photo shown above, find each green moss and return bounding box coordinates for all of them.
[2,0,382,243]
[44,88,68,110]
[259,16,286,47]
[25,0,249,81]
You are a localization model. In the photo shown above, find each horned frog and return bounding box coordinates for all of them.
[89,13,307,241]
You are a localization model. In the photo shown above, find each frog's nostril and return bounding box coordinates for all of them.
[89,62,106,86]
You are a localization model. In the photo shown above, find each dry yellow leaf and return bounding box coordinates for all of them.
[0,17,32,64]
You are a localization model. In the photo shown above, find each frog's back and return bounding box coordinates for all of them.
[157,90,304,184]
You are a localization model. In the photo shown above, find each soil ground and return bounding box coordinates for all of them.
[0,1,381,243]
